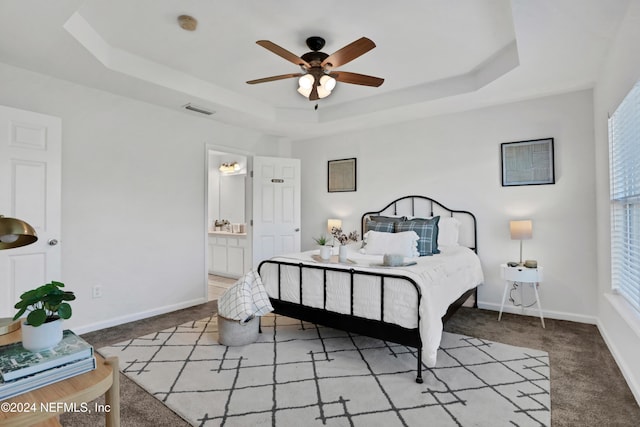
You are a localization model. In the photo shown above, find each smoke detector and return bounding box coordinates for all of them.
[178,15,197,31]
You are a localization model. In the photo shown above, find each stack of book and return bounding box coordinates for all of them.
[0,330,96,400]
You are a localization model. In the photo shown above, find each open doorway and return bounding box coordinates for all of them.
[206,148,250,301]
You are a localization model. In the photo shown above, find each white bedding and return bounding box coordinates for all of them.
[259,242,484,367]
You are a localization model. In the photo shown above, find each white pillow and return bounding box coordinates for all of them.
[438,217,460,247]
[361,230,419,257]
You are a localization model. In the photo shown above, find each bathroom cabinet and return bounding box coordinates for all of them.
[208,232,248,278]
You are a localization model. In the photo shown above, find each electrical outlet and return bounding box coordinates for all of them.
[92,285,103,299]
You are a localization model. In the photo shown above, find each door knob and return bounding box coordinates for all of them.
[48,239,58,246]
[294,228,300,232]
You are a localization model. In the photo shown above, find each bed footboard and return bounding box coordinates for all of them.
[258,259,425,383]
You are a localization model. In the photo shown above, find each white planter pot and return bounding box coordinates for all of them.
[319,245,332,260]
[21,318,63,351]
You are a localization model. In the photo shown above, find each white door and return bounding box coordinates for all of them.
[0,105,61,318]
[252,156,301,266]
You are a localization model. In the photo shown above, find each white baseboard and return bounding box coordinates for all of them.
[72,297,209,335]
[478,301,598,325]
[597,294,640,406]
[597,318,640,406]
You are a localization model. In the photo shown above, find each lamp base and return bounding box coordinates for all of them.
[0,317,21,336]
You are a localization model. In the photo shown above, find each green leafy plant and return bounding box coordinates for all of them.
[13,281,76,327]
[313,235,328,245]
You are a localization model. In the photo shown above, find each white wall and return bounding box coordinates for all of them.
[593,0,640,403]
[292,89,597,323]
[0,62,283,332]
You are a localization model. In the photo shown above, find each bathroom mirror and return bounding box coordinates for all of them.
[219,174,245,223]
[208,151,247,230]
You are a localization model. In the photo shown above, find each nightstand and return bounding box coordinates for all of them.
[498,264,545,328]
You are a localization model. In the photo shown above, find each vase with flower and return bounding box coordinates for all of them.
[330,227,359,263]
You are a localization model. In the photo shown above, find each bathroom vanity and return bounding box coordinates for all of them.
[208,231,249,278]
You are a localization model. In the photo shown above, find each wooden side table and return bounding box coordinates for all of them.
[498,264,545,328]
[0,329,120,427]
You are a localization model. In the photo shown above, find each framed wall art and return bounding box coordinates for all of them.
[501,138,555,186]
[328,158,357,192]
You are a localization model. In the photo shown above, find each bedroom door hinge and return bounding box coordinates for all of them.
[250,219,253,226]
[250,170,254,178]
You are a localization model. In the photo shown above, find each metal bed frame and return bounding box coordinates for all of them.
[257,195,479,383]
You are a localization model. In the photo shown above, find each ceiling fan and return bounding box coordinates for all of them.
[246,36,384,101]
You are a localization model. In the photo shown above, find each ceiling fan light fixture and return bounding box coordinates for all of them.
[316,85,331,99]
[297,86,312,97]
[320,75,336,92]
[298,74,314,90]
[297,74,336,100]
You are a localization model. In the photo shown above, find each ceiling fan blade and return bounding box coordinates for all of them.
[246,73,302,85]
[321,37,376,69]
[332,71,384,87]
[256,40,311,68]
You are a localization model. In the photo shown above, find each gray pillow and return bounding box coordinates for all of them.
[369,215,406,223]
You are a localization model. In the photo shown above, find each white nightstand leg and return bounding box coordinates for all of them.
[498,280,510,321]
[532,282,545,328]
[519,282,524,313]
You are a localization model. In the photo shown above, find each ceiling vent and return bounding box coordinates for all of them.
[182,103,215,115]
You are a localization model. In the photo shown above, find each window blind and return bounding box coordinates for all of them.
[609,81,640,312]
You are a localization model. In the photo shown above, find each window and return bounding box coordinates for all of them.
[609,81,640,313]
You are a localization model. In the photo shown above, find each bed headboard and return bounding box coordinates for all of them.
[360,195,478,253]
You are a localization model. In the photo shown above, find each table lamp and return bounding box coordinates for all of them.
[510,219,532,266]
[327,219,342,246]
[0,215,38,335]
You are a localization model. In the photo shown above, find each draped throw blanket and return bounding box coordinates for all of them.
[217,270,273,322]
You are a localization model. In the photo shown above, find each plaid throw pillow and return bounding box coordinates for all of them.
[395,217,440,256]
[365,220,395,233]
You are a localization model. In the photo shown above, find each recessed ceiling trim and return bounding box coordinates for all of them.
[63,12,274,122]
[316,40,519,124]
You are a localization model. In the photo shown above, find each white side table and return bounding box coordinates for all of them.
[498,264,545,328]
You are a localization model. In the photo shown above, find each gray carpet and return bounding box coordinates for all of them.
[60,303,639,426]
[97,314,550,426]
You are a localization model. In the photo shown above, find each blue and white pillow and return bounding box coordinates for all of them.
[365,216,406,232]
[395,216,440,256]
[365,220,395,233]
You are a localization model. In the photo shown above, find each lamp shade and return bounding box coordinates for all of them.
[298,74,314,90]
[327,219,342,233]
[510,220,532,240]
[320,75,336,92]
[0,216,38,249]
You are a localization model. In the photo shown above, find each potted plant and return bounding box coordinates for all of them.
[313,235,332,260]
[13,281,76,351]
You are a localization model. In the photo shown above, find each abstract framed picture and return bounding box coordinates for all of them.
[328,158,357,192]
[501,138,555,186]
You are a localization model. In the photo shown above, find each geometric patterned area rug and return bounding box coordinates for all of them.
[98,314,550,427]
